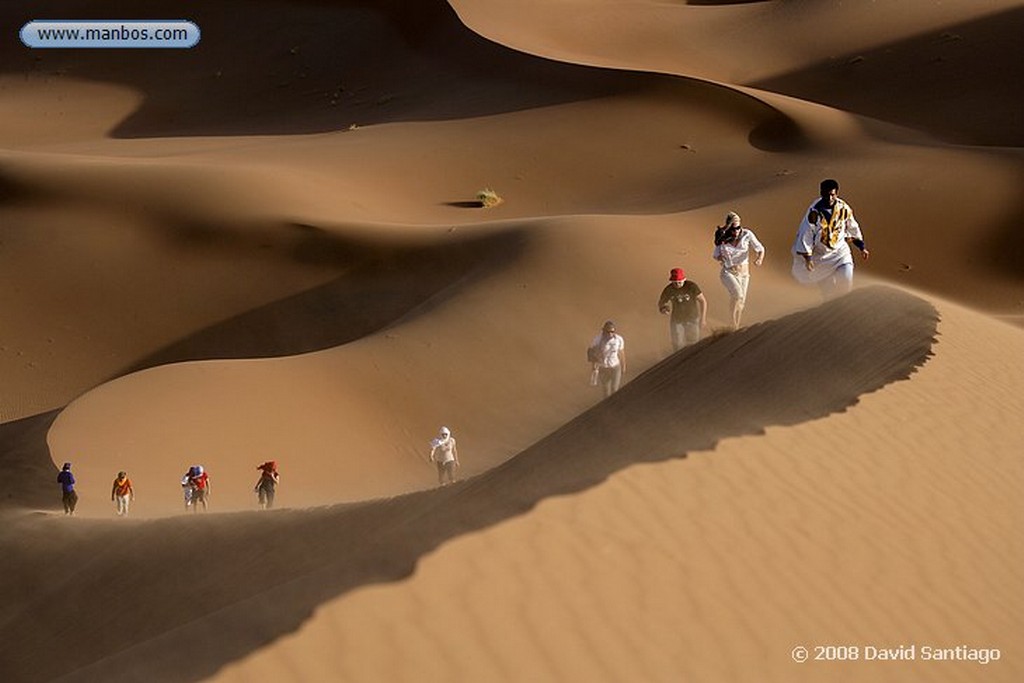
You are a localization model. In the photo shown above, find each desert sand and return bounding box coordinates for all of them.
[1,0,1021,681]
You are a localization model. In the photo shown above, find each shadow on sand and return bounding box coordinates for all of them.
[754,6,1024,146]
[0,287,937,683]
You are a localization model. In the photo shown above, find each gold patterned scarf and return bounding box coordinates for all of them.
[819,199,851,249]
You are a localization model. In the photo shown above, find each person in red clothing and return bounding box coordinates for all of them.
[110,471,135,516]
[189,465,211,512]
[254,461,280,510]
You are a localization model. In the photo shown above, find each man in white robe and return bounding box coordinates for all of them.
[792,179,870,298]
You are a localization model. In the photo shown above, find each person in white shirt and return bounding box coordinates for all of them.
[429,426,460,486]
[589,320,626,397]
[713,212,765,328]
[792,179,870,298]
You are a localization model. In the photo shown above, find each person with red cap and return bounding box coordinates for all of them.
[658,267,707,351]
[255,461,280,509]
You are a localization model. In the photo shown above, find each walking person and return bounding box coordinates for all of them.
[188,465,211,512]
[792,178,870,298]
[56,462,78,515]
[111,471,135,517]
[713,212,765,328]
[181,466,198,511]
[658,268,707,351]
[429,427,460,487]
[588,320,626,397]
[254,461,280,509]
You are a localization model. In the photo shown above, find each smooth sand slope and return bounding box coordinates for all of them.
[1,0,1022,681]
[213,295,1024,683]
[0,287,958,682]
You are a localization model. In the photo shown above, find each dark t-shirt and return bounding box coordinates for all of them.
[659,281,703,322]
[258,471,278,490]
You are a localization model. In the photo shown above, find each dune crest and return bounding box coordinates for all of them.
[0,288,939,682]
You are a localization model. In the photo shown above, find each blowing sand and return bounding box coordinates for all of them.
[1,0,1021,681]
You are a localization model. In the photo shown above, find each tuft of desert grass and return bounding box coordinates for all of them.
[476,188,503,208]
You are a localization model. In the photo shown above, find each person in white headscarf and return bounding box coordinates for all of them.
[429,426,460,486]
[713,211,765,328]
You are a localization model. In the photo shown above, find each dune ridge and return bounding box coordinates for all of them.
[0,287,938,682]
[213,294,1023,683]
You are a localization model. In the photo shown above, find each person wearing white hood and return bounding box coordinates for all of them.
[429,427,460,486]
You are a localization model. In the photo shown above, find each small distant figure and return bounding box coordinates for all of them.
[792,178,869,298]
[429,426,460,487]
[111,470,135,517]
[712,212,765,328]
[181,466,198,510]
[57,462,77,516]
[588,320,626,397]
[187,465,211,512]
[255,461,280,509]
[658,268,707,351]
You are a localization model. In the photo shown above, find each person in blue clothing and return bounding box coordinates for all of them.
[56,462,78,515]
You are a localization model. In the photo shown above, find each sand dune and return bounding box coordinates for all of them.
[1,288,956,682]
[1,0,1021,681]
[213,295,1024,683]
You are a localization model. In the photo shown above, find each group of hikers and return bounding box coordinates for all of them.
[588,178,868,398]
[55,460,280,516]
[55,179,868,505]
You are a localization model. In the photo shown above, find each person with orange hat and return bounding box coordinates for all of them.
[658,267,707,351]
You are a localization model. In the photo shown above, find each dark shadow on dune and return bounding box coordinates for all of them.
[748,108,808,153]
[687,0,769,5]
[0,287,938,683]
[1,0,809,147]
[0,411,61,512]
[0,0,660,137]
[122,225,527,372]
[0,168,39,205]
[753,6,1024,146]
[444,200,486,209]
[980,191,1024,281]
